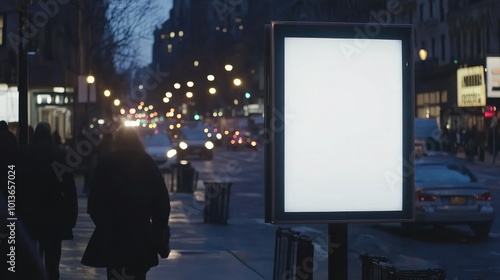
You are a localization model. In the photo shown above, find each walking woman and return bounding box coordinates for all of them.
[18,122,78,280]
[82,127,171,280]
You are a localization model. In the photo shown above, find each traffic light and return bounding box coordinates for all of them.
[245,92,251,99]
[484,105,496,118]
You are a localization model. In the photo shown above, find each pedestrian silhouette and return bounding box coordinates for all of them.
[17,122,78,280]
[82,127,171,280]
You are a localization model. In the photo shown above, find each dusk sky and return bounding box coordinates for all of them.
[138,0,173,66]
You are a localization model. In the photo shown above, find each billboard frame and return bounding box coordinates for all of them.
[265,21,415,224]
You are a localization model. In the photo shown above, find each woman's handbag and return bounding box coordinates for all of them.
[157,225,171,258]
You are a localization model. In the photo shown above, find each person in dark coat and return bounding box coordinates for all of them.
[17,122,78,280]
[81,127,171,280]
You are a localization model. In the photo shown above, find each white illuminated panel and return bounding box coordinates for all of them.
[283,38,403,213]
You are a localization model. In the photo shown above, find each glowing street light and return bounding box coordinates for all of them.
[163,97,170,103]
[186,92,193,98]
[209,87,216,94]
[207,75,215,81]
[86,75,95,84]
[187,81,194,87]
[419,48,428,62]
[103,89,111,97]
[165,92,173,98]
[233,78,242,86]
[224,64,233,71]
[174,83,181,89]
[113,99,121,106]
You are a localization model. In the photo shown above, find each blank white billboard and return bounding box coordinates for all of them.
[265,22,414,223]
[283,38,403,213]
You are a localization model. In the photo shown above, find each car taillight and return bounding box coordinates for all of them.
[475,192,492,201]
[416,191,436,202]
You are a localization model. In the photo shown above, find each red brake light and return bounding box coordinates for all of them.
[475,192,492,201]
[416,191,436,202]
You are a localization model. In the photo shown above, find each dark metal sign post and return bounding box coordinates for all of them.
[328,223,348,280]
[18,0,29,145]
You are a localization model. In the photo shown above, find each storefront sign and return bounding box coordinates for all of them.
[486,57,500,98]
[457,66,486,107]
[0,86,19,122]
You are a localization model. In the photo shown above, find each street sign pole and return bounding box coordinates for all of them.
[328,223,348,280]
[18,0,29,145]
[492,116,497,164]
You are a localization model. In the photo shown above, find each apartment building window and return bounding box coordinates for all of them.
[419,3,424,22]
[476,28,482,57]
[432,37,436,59]
[439,0,445,22]
[429,0,433,19]
[441,34,446,62]
[0,15,4,46]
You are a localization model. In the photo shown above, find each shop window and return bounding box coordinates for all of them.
[417,93,424,106]
[423,93,429,104]
[429,91,437,103]
[417,107,427,118]
[440,90,447,103]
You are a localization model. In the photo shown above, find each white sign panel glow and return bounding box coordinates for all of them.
[457,66,486,107]
[486,57,500,98]
[284,38,403,213]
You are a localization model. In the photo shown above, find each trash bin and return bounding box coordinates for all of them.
[170,161,198,193]
[203,181,232,224]
[359,253,446,280]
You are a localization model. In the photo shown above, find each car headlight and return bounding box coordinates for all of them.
[205,141,214,150]
[166,149,177,158]
[179,141,188,150]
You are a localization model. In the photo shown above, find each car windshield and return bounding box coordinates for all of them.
[416,164,476,184]
[142,133,171,147]
[182,129,208,141]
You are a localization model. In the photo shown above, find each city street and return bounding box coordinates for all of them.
[55,146,500,279]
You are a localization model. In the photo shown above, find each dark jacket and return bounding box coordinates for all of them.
[81,149,171,268]
[18,141,78,241]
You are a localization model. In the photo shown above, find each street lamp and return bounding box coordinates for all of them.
[233,78,242,86]
[103,89,111,97]
[419,48,428,62]
[86,75,95,126]
[225,64,233,71]
[113,99,120,106]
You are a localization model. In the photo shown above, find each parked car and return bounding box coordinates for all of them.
[403,156,495,238]
[176,127,215,160]
[140,132,177,165]
[227,130,258,151]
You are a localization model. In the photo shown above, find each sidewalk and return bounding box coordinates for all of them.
[59,175,276,280]
[456,149,500,169]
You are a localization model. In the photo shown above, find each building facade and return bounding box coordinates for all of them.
[394,0,500,136]
[0,0,81,143]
